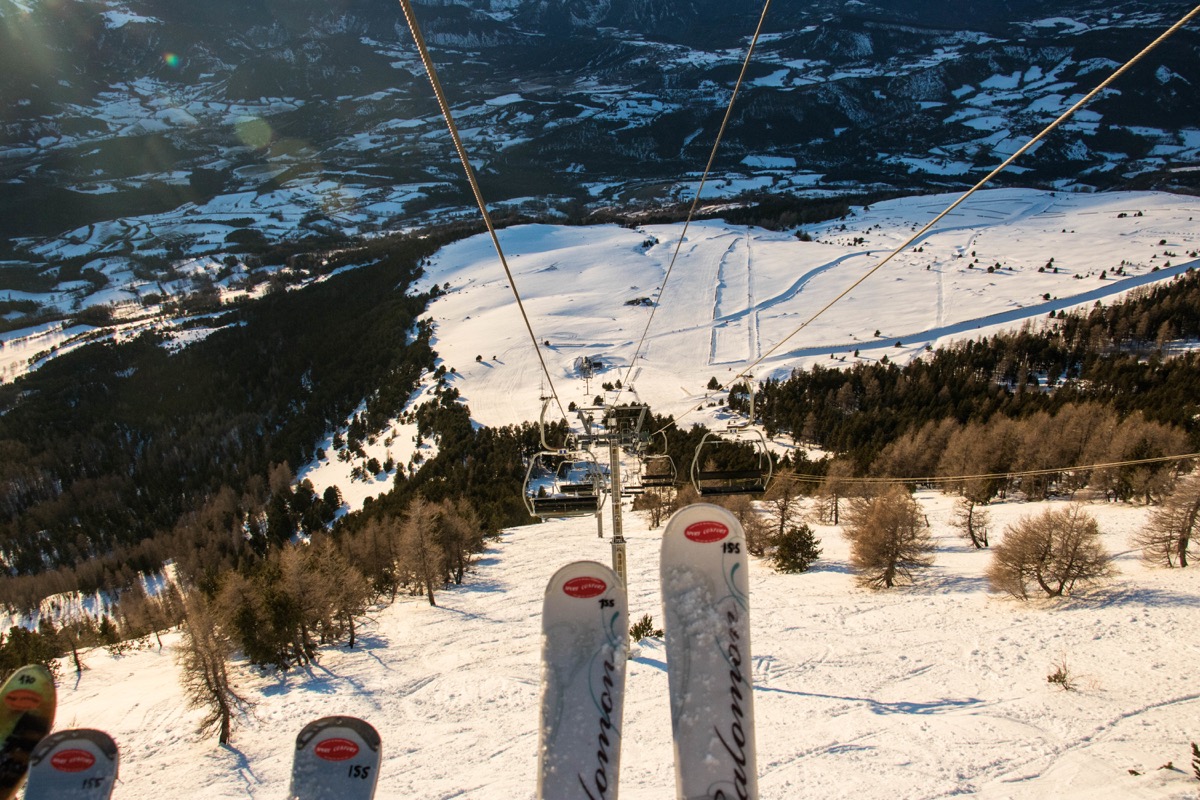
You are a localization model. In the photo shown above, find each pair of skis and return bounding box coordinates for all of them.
[25,713,382,800]
[537,502,758,799]
[0,663,383,800]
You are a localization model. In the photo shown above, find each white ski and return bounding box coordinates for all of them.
[538,560,628,800]
[660,503,758,800]
[23,729,118,800]
[288,716,381,800]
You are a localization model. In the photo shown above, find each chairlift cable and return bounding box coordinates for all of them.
[654,2,1200,438]
[396,0,568,421]
[777,451,1200,487]
[617,0,774,401]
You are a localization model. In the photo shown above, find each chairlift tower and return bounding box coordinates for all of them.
[599,404,648,598]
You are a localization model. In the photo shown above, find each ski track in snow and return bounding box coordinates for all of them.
[710,231,761,366]
[774,259,1200,362]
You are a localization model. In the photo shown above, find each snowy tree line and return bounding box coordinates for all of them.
[743,270,1200,475]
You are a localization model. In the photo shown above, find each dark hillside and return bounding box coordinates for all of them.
[0,233,441,575]
[757,269,1200,470]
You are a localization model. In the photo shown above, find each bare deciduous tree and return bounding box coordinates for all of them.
[938,420,1014,504]
[815,457,856,525]
[763,469,806,541]
[711,493,769,556]
[399,496,446,606]
[870,419,958,482]
[669,483,701,513]
[178,592,250,745]
[306,536,370,648]
[1092,412,1188,503]
[344,515,401,600]
[1135,476,1199,567]
[437,498,486,584]
[1049,402,1116,496]
[843,485,934,589]
[631,488,671,529]
[987,505,1115,599]
[951,496,990,549]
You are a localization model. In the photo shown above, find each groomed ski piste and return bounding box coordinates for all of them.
[39,188,1200,798]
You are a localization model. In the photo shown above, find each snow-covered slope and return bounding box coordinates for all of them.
[51,493,1200,799]
[412,188,1200,428]
[45,186,1200,800]
[288,187,1200,519]
[2,0,1198,316]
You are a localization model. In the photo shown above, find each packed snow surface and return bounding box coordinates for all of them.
[53,496,1199,798]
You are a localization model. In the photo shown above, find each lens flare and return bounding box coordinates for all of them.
[163,52,180,68]
[234,118,273,149]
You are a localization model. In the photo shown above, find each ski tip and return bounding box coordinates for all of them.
[25,728,120,799]
[295,716,381,752]
[1,663,57,716]
[544,561,622,601]
[662,503,744,548]
[290,716,381,800]
[31,728,118,759]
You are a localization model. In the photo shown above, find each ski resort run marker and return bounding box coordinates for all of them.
[24,729,119,800]
[538,560,628,800]
[288,716,381,800]
[661,503,758,800]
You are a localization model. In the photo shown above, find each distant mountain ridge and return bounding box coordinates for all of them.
[0,0,1197,285]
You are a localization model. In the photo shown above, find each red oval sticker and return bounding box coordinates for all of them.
[51,749,96,773]
[314,738,359,762]
[684,521,729,543]
[563,576,607,598]
[4,689,43,711]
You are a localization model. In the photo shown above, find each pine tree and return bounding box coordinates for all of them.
[770,524,822,573]
[629,614,664,641]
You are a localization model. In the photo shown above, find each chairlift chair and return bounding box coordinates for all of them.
[641,454,678,488]
[555,458,606,494]
[523,401,609,519]
[690,424,773,496]
[636,430,677,489]
[620,463,646,497]
[524,448,608,519]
